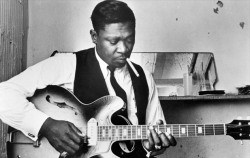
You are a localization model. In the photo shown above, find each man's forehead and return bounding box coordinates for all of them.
[100,22,135,36]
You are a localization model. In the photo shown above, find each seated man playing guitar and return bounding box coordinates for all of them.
[0,0,176,157]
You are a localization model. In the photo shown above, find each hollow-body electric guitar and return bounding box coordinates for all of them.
[7,86,250,158]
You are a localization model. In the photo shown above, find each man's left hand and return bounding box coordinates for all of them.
[143,120,177,157]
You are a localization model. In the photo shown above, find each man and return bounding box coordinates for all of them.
[0,0,176,157]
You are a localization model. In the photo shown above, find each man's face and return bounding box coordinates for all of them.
[91,22,135,68]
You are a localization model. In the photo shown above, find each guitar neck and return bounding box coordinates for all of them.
[97,124,226,141]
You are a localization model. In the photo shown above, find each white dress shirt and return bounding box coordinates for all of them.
[0,50,166,141]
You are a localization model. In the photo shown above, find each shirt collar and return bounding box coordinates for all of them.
[94,47,128,78]
[95,48,109,78]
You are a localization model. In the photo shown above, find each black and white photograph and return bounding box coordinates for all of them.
[0,0,250,158]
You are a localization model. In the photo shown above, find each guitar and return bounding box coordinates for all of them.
[7,86,250,158]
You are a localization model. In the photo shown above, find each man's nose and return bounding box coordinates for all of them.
[117,41,127,53]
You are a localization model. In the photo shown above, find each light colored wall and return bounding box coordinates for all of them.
[26,1,250,158]
[27,0,250,93]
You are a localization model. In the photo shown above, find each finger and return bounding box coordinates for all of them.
[146,127,155,150]
[165,132,177,146]
[70,123,83,136]
[69,123,83,144]
[62,138,81,153]
[59,143,76,156]
[159,132,170,148]
[149,126,161,146]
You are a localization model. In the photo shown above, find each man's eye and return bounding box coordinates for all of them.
[110,40,118,45]
[126,38,134,43]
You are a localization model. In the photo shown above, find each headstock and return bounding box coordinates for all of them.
[227,120,250,140]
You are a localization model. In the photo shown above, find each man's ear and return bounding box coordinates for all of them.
[90,29,97,44]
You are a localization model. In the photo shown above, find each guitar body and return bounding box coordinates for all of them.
[7,86,137,158]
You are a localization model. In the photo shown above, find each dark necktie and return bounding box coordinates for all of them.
[108,66,127,105]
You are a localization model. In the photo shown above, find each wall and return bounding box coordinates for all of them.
[27,0,250,94]
[0,0,28,158]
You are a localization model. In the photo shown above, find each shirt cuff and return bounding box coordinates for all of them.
[21,104,49,141]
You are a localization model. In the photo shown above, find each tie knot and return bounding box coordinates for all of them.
[107,66,115,72]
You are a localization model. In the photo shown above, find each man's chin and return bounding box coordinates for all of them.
[113,61,127,68]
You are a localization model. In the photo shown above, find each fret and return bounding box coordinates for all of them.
[165,125,171,135]
[195,124,197,136]
[172,125,180,137]
[178,125,180,137]
[180,125,188,137]
[132,125,136,140]
[213,124,215,135]
[214,124,225,135]
[223,124,226,135]
[137,126,141,139]
[123,126,127,140]
[100,126,104,141]
[171,125,173,135]
[98,126,101,141]
[159,125,165,134]
[196,125,204,136]
[100,126,104,140]
[108,126,112,140]
[142,125,147,139]
[204,124,206,135]
[102,126,105,140]
[128,125,131,140]
[119,126,122,140]
[112,126,115,140]
[188,125,196,137]
[205,124,214,135]
[105,126,108,140]
[130,126,134,140]
[115,126,119,140]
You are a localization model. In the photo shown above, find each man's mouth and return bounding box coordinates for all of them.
[117,56,127,60]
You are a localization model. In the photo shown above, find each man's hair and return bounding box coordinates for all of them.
[91,0,136,33]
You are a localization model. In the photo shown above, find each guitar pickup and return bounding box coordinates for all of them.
[87,118,98,146]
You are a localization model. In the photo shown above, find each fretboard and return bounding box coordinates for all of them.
[97,124,226,141]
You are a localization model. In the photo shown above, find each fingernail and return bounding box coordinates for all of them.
[158,130,163,134]
[165,132,170,136]
[78,132,85,137]
[147,129,151,135]
[149,126,154,130]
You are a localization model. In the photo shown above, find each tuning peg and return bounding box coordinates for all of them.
[241,140,243,145]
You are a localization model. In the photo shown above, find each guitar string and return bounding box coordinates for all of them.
[96,125,245,141]
[96,125,226,140]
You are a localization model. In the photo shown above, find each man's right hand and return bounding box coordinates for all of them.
[39,117,84,156]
